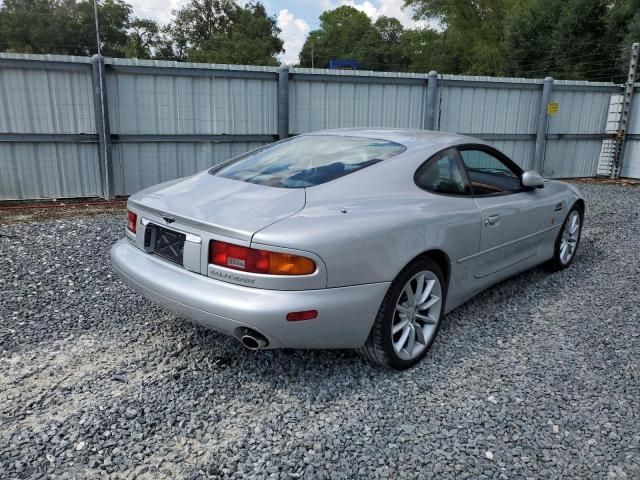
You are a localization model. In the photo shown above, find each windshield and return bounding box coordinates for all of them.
[213,135,406,188]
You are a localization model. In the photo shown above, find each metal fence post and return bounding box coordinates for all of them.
[91,54,114,199]
[278,66,290,140]
[534,76,553,173]
[425,71,438,130]
[613,42,639,178]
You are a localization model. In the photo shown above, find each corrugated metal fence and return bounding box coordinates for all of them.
[0,53,637,200]
[623,94,640,179]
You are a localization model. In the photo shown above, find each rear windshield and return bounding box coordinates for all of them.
[213,135,405,188]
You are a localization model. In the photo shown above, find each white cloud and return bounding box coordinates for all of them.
[127,0,434,66]
[277,9,311,65]
[331,0,428,28]
[128,0,188,25]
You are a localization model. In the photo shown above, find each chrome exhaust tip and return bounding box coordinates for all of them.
[239,330,269,350]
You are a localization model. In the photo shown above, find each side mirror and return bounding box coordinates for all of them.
[521,170,544,188]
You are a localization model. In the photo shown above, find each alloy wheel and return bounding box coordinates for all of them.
[391,270,442,361]
[560,210,581,265]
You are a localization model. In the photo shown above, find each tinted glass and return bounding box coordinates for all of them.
[459,149,522,194]
[459,150,519,177]
[214,135,405,188]
[416,149,470,195]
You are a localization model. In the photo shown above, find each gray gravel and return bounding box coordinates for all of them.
[1,183,639,479]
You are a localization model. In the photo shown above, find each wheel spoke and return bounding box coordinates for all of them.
[404,323,416,355]
[418,295,440,311]
[394,325,411,352]
[403,285,415,305]
[392,317,410,334]
[396,304,410,314]
[419,279,435,303]
[414,274,425,303]
[414,323,427,345]
[415,312,437,324]
[560,243,567,260]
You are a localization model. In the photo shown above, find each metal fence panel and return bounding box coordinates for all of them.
[620,140,640,178]
[0,57,94,134]
[621,91,640,178]
[112,141,266,195]
[0,54,99,200]
[438,81,541,134]
[543,138,603,178]
[289,71,426,133]
[627,89,640,135]
[107,72,278,136]
[547,89,610,134]
[492,139,537,171]
[436,78,541,170]
[2,53,638,201]
[0,142,101,200]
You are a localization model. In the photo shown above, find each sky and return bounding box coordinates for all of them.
[128,0,428,64]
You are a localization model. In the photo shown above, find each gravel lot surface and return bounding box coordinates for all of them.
[1,183,639,479]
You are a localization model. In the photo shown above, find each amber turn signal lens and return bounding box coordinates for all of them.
[269,252,316,275]
[210,241,316,276]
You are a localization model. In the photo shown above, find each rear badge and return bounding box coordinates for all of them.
[208,266,255,284]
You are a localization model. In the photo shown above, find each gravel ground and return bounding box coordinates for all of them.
[1,183,639,479]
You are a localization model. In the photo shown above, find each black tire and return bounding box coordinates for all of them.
[357,257,446,370]
[546,204,584,272]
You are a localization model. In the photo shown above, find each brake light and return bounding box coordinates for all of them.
[127,210,137,233]
[210,241,316,275]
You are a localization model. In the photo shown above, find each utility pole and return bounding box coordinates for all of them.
[611,42,639,179]
[311,43,314,69]
[93,0,102,57]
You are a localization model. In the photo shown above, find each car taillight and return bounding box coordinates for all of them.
[127,210,137,233]
[210,241,316,276]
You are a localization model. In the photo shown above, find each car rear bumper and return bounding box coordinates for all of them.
[110,239,390,349]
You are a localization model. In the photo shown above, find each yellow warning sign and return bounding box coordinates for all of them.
[547,102,560,116]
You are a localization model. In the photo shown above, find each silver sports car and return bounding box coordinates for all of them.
[111,129,584,369]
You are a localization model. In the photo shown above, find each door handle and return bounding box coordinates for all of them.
[484,214,500,226]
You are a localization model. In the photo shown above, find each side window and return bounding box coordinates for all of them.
[415,149,471,195]
[459,149,522,195]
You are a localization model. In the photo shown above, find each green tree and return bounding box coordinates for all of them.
[0,0,133,57]
[0,0,56,54]
[400,28,456,73]
[159,0,283,65]
[124,18,160,59]
[619,14,640,72]
[404,0,514,75]
[550,0,613,81]
[370,17,408,70]
[606,0,640,78]
[503,0,563,78]
[298,6,375,68]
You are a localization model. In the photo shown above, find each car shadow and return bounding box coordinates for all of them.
[181,235,605,403]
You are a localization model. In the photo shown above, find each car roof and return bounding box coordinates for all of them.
[302,128,489,151]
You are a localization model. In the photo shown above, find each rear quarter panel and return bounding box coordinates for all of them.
[252,192,482,291]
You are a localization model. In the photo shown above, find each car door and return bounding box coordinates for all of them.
[413,148,484,308]
[457,146,552,279]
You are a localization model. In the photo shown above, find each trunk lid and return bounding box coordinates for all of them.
[128,172,306,241]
